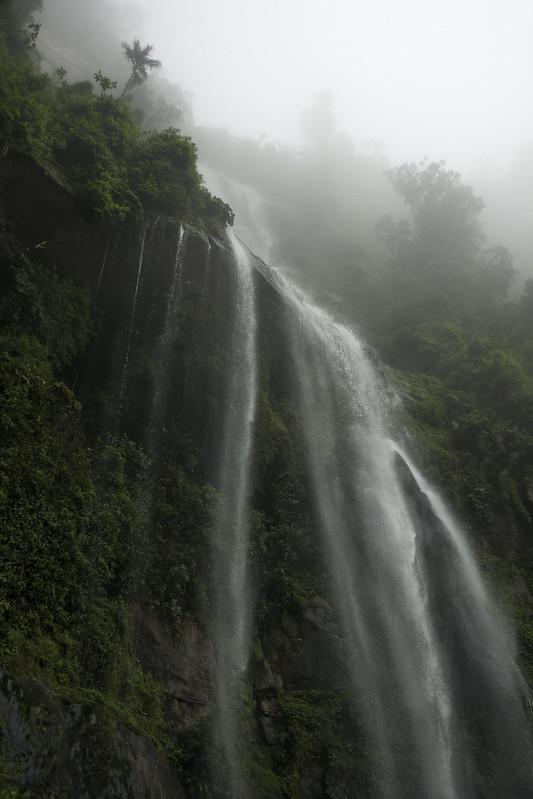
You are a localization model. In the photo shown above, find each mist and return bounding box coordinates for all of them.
[3,2,533,795]
[36,0,533,276]
[38,0,532,160]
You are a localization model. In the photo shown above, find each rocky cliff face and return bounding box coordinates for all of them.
[1,153,532,799]
[0,152,368,799]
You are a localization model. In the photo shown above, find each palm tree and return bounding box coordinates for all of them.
[121,39,161,97]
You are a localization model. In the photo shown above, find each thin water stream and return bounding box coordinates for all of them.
[249,245,533,797]
[212,229,258,797]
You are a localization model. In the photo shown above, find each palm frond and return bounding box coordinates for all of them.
[121,39,162,97]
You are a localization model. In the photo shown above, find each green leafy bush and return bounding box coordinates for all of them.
[0,34,233,229]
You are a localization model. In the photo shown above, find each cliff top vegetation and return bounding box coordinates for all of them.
[0,22,233,231]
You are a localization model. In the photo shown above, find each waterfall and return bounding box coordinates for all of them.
[248,251,533,798]
[212,229,258,797]
[202,237,212,306]
[147,222,187,454]
[282,278,455,798]
[96,195,530,793]
[199,163,275,264]
[96,242,108,294]
[119,220,149,407]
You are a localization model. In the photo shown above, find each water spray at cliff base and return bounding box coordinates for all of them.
[205,172,533,797]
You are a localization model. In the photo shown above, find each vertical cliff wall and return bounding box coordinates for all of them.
[1,152,532,799]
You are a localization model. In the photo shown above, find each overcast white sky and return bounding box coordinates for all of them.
[128,0,533,171]
[40,0,533,173]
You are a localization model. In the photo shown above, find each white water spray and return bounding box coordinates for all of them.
[200,170,532,795]
[119,221,149,405]
[249,252,532,797]
[96,242,108,294]
[147,222,186,452]
[212,229,258,796]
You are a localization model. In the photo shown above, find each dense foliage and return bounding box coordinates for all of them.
[367,163,533,682]
[0,32,233,229]
[0,229,217,750]
[198,119,533,687]
[0,16,234,789]
[0,0,42,51]
[1,6,533,797]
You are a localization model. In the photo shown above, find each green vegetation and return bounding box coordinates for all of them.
[0,218,216,786]
[375,160,516,336]
[377,162,533,548]
[277,689,342,795]
[0,0,42,53]
[0,31,232,229]
[121,38,161,97]
[0,3,533,794]
[371,163,533,683]
[252,393,324,621]
[393,324,533,519]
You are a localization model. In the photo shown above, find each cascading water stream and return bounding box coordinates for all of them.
[281,279,455,797]
[199,163,275,264]
[391,442,489,606]
[247,249,533,798]
[96,242,108,294]
[119,220,149,407]
[212,229,258,797]
[147,222,186,454]
[202,238,212,306]
[198,163,531,793]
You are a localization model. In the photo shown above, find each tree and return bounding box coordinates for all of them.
[479,245,515,298]
[94,69,118,97]
[378,159,488,305]
[23,20,40,49]
[378,160,517,330]
[518,279,533,331]
[121,39,161,97]
[0,0,42,51]
[55,66,68,87]
[386,159,485,271]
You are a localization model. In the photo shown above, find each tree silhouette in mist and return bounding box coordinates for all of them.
[121,39,161,97]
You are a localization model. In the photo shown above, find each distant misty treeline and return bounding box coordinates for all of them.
[195,124,532,348]
[17,0,533,298]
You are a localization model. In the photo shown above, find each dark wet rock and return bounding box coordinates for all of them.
[135,607,214,728]
[0,671,185,798]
